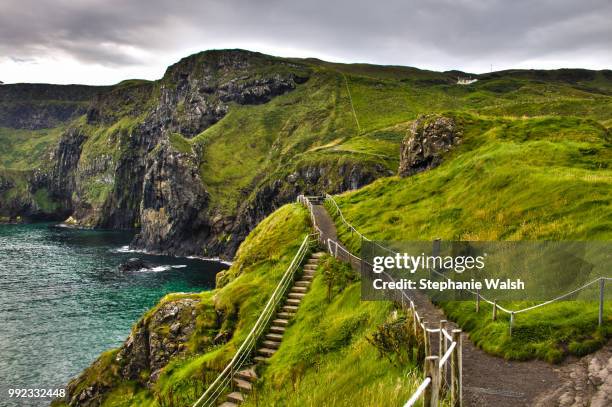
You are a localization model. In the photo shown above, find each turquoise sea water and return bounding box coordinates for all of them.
[0,223,227,406]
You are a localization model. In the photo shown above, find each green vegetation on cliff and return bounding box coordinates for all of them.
[59,204,312,406]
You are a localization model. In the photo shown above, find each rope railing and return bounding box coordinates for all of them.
[322,193,611,330]
[192,233,317,407]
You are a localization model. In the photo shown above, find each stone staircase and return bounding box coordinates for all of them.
[218,252,326,407]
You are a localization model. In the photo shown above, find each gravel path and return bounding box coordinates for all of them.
[309,203,610,407]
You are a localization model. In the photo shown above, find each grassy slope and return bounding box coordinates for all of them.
[243,256,416,407]
[328,112,611,362]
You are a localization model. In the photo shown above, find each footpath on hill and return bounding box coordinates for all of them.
[309,203,611,407]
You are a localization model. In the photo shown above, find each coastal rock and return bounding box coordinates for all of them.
[118,258,156,272]
[115,297,200,383]
[64,296,203,406]
[398,114,461,177]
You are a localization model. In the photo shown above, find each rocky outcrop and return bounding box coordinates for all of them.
[65,297,204,406]
[535,343,612,407]
[116,298,200,383]
[398,114,461,177]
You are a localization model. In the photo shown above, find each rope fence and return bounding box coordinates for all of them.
[322,193,611,334]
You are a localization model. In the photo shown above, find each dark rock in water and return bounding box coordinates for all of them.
[119,258,155,272]
[398,114,462,177]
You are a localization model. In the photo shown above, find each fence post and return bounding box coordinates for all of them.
[475,289,480,313]
[423,321,430,357]
[599,278,605,327]
[439,320,448,395]
[451,329,463,407]
[492,299,497,321]
[424,356,440,407]
[509,312,515,336]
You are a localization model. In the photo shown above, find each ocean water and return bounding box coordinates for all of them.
[0,223,227,406]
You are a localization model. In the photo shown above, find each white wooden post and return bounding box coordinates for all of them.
[451,329,463,407]
[439,320,448,395]
[599,278,605,327]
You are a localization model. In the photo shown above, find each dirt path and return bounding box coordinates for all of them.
[308,204,611,407]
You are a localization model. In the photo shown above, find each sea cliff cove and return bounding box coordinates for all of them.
[371,278,526,291]
[0,2,611,405]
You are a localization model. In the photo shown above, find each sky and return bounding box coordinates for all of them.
[1,0,611,85]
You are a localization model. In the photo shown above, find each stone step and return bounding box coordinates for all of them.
[254,356,268,363]
[300,275,314,282]
[266,332,284,341]
[273,318,289,326]
[269,325,286,334]
[303,270,316,275]
[277,311,294,319]
[236,367,257,382]
[227,391,245,404]
[288,292,305,299]
[282,305,299,312]
[262,340,280,349]
[312,252,326,258]
[286,298,301,306]
[295,281,310,287]
[257,347,277,357]
[291,286,307,293]
[233,378,252,392]
[219,402,238,407]
[306,261,319,266]
[303,264,318,270]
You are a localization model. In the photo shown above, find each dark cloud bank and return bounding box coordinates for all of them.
[1,0,611,83]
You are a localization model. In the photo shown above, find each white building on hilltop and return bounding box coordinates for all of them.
[457,77,478,85]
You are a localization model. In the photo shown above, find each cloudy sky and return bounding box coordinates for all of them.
[1,0,611,85]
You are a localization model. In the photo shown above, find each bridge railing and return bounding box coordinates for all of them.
[192,232,317,407]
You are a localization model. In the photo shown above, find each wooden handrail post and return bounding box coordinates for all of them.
[599,278,605,327]
[423,321,430,357]
[451,329,463,407]
[492,299,498,321]
[475,289,480,313]
[509,312,515,336]
[439,320,448,394]
[424,356,440,407]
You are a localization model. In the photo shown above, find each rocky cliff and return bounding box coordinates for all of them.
[0,49,391,259]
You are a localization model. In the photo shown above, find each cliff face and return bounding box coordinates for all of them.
[0,50,392,258]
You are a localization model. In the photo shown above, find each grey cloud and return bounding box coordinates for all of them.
[1,0,610,74]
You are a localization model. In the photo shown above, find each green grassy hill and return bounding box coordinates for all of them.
[327,111,611,362]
